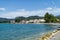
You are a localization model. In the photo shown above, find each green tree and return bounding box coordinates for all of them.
[44,12,57,23]
[26,16,43,20]
[44,12,50,23]
[15,16,26,23]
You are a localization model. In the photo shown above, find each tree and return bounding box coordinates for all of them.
[15,16,26,23]
[44,12,57,23]
[49,14,57,23]
[26,16,43,20]
[44,12,50,23]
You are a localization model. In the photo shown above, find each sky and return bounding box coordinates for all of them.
[0,0,60,18]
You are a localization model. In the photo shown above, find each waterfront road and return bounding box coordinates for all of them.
[50,31,60,40]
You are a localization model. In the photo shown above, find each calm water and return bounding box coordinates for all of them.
[0,24,56,40]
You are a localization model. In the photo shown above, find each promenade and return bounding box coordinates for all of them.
[49,31,60,40]
[39,29,60,40]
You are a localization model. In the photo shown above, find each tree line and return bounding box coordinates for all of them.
[15,12,60,23]
[0,12,60,23]
[15,16,43,23]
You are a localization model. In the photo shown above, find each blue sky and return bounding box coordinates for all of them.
[0,0,60,18]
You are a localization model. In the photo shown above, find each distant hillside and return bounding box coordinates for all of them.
[0,18,15,23]
[0,16,43,21]
[56,15,60,19]
[15,16,44,22]
[0,18,8,21]
[0,16,44,23]
[27,16,44,20]
[15,16,44,21]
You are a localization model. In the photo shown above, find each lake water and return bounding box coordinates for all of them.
[0,24,56,40]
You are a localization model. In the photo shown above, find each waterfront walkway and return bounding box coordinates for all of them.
[39,30,60,40]
[49,31,60,40]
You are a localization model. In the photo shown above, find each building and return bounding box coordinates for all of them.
[19,19,45,24]
[10,20,15,23]
[39,19,45,23]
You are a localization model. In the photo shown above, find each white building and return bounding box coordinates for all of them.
[20,19,45,24]
[39,19,45,23]
[10,20,15,23]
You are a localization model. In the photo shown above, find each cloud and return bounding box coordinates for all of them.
[0,7,60,18]
[0,8,6,11]
[46,7,53,10]
[0,9,42,18]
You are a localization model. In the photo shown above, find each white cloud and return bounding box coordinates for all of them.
[0,9,42,18]
[0,8,6,11]
[0,7,60,18]
[46,7,53,10]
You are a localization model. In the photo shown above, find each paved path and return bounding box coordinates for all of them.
[49,31,60,40]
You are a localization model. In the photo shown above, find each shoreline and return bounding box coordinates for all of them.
[0,23,60,24]
[11,23,60,25]
[15,23,60,25]
[39,29,60,40]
